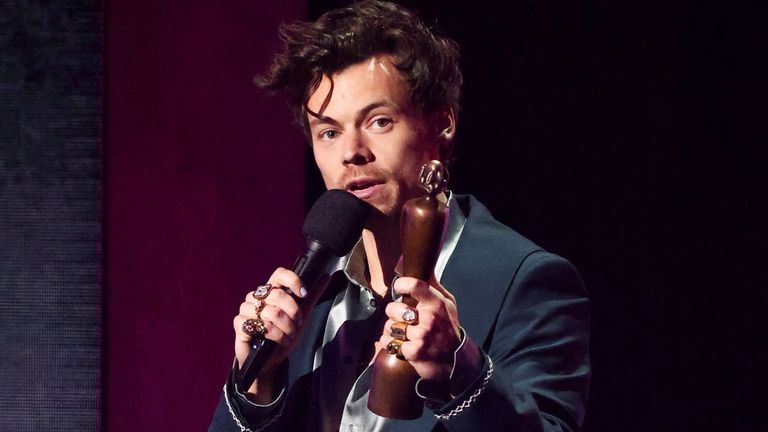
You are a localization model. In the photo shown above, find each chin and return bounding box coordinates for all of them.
[369,203,399,220]
[364,198,402,221]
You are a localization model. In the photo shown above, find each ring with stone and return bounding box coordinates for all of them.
[386,339,406,360]
[253,298,265,315]
[401,307,418,325]
[252,283,273,300]
[241,318,267,339]
[390,321,408,341]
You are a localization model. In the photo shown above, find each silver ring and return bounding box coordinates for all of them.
[401,307,418,325]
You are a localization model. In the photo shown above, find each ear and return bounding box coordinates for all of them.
[436,107,456,141]
[433,107,456,162]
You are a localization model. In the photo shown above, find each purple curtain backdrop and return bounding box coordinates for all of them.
[106,2,306,430]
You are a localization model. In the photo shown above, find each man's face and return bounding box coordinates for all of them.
[307,56,450,219]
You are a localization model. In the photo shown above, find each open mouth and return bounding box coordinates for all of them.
[346,179,383,200]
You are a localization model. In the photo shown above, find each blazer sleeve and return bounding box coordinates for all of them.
[433,251,591,432]
[208,362,289,432]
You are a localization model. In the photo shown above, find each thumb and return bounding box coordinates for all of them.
[428,275,456,304]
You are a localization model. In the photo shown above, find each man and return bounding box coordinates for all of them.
[210,1,590,431]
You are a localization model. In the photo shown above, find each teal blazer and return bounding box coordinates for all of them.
[211,195,590,432]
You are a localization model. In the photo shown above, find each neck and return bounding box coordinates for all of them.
[361,216,401,298]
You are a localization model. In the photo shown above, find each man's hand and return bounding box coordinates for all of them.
[377,276,463,383]
[233,267,312,399]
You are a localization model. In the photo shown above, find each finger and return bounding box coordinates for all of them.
[234,315,248,340]
[384,301,428,325]
[376,334,415,361]
[398,340,417,361]
[234,314,263,342]
[263,288,302,326]
[385,302,411,323]
[234,314,292,346]
[384,302,404,322]
[243,288,300,315]
[241,291,304,328]
[384,318,426,342]
[239,301,263,318]
[393,277,438,305]
[397,276,457,306]
[244,282,278,302]
[377,334,394,353]
[260,304,299,340]
[428,279,456,305]
[268,267,307,298]
[380,331,437,364]
[260,317,294,346]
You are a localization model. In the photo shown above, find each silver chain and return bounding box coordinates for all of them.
[223,383,281,432]
[223,357,494,427]
[434,357,495,421]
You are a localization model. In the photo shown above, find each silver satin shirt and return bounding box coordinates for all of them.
[318,192,467,432]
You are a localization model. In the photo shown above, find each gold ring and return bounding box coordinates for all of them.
[386,339,405,360]
[253,298,265,315]
[242,318,266,339]
[252,284,273,300]
[390,321,408,341]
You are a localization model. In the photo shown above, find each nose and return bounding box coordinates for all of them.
[342,131,373,166]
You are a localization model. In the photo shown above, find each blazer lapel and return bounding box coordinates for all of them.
[441,195,541,349]
[288,272,347,385]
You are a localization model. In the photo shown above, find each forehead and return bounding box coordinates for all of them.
[306,56,412,118]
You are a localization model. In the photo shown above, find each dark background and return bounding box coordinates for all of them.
[307,1,767,431]
[1,0,764,431]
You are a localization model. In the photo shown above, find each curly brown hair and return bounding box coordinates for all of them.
[255,0,462,140]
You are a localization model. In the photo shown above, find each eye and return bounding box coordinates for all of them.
[319,129,339,141]
[370,116,393,130]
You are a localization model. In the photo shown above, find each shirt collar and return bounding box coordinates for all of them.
[342,238,370,290]
[339,190,466,293]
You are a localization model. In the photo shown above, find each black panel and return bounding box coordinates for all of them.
[0,0,101,430]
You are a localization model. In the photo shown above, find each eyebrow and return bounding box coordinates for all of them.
[308,114,341,129]
[308,100,398,130]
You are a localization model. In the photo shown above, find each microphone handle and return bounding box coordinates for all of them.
[236,239,335,391]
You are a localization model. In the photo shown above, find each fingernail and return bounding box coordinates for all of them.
[300,286,308,298]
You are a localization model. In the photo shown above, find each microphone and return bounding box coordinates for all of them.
[236,189,370,391]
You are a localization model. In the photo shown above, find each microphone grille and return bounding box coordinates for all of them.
[302,189,370,256]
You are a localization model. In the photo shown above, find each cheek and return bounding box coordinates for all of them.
[312,150,338,188]
[319,168,339,189]
[401,141,440,172]
[391,154,431,192]
[405,128,440,159]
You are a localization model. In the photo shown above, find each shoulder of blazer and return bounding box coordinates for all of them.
[441,194,544,347]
